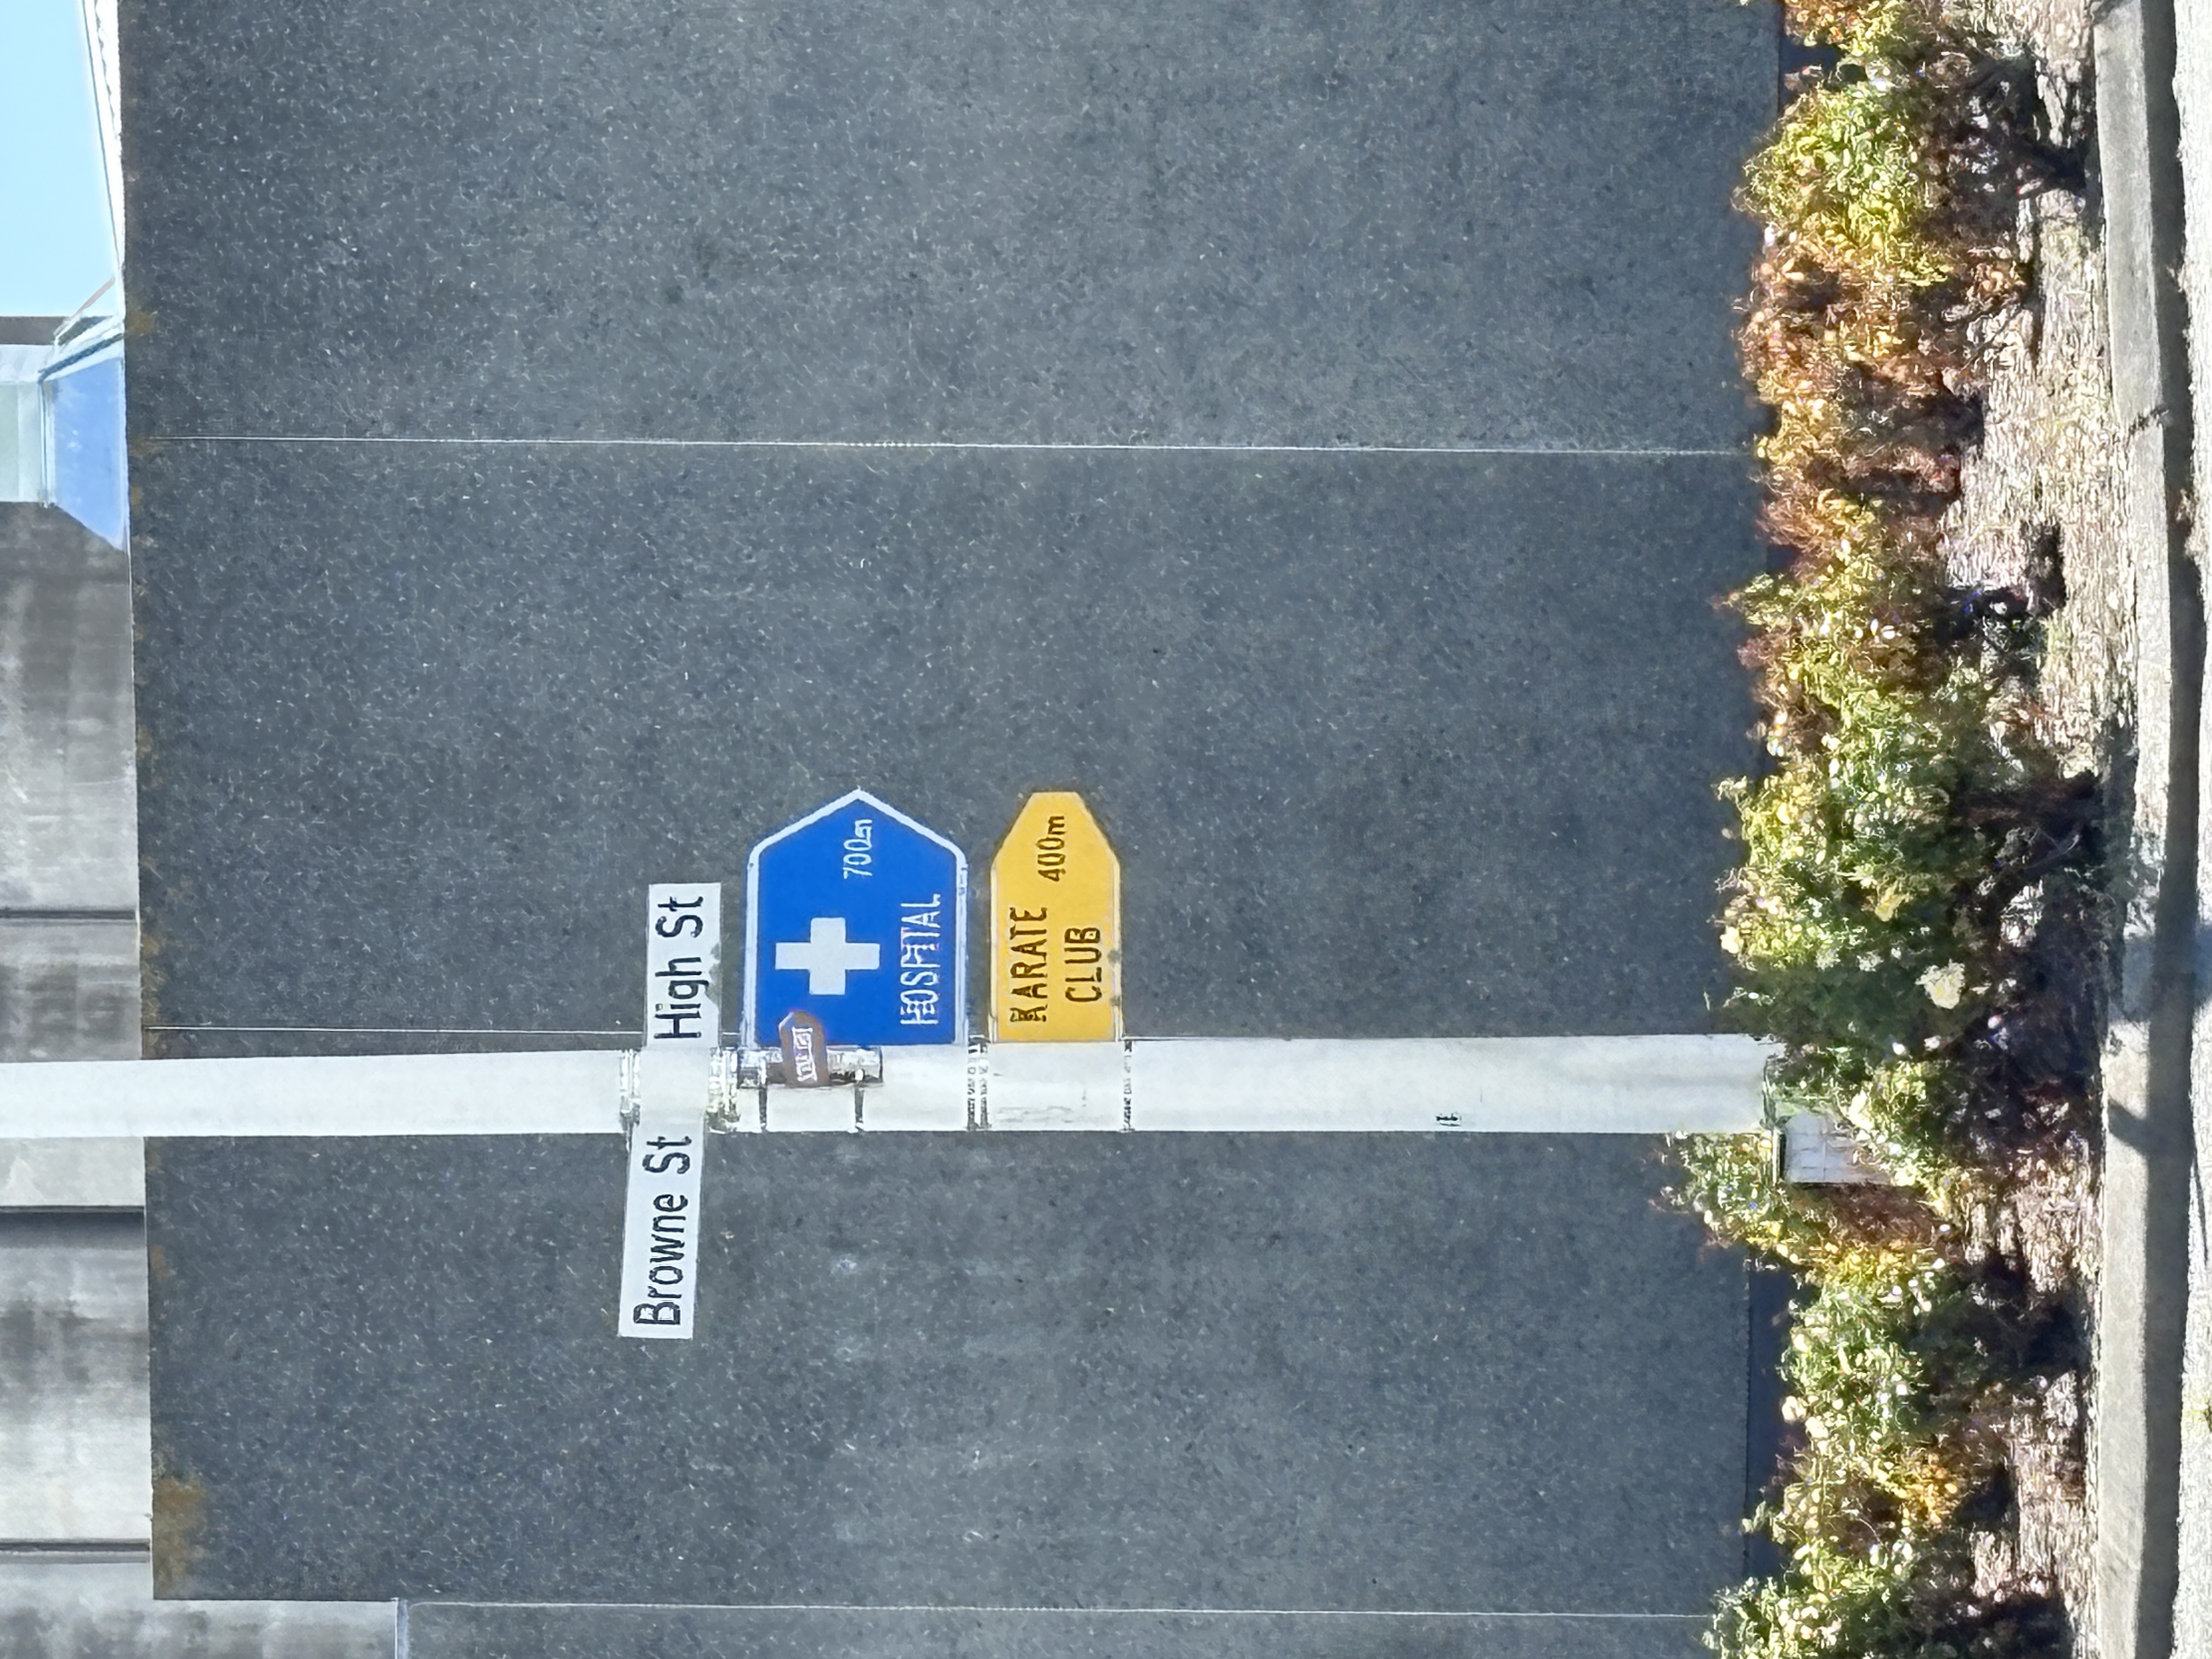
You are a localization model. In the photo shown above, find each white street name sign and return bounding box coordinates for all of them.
[619,883,720,1340]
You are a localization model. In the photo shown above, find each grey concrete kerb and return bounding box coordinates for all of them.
[2092,0,2198,1650]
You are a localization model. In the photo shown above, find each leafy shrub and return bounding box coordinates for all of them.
[1667,1131,1943,1269]
[1745,74,1966,292]
[1740,247,1979,403]
[1718,669,2001,1044]
[1734,491,1953,725]
[1688,1,2096,1654]
[1714,477,2093,1182]
[1780,0,1950,59]
[1752,351,1979,499]
[1715,1250,2080,1658]
[1772,1252,1994,1548]
[1744,0,2076,319]
[1713,1549,2068,1659]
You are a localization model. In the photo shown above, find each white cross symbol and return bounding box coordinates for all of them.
[775,916,881,996]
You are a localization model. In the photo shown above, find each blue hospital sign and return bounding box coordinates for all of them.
[744,791,968,1047]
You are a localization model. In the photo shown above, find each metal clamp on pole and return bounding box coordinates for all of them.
[703,1013,887,1132]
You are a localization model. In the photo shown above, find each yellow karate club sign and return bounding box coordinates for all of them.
[990,792,1121,1041]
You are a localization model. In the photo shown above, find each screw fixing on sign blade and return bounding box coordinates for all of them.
[991,791,1121,1042]
[744,790,968,1048]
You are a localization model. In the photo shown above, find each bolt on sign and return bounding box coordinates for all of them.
[991,792,1121,1042]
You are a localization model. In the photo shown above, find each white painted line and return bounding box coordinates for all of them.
[0,1050,621,1138]
[1127,1035,1768,1133]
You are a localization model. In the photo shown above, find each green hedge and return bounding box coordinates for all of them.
[1681,0,2091,1651]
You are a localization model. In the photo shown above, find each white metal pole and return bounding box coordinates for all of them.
[0,1035,1767,1139]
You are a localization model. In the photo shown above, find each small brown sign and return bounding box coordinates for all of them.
[777,1010,832,1087]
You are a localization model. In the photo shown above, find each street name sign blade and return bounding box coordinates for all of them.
[644,883,721,1049]
[991,791,1121,1042]
[620,883,720,1342]
[619,1107,705,1340]
[745,791,968,1048]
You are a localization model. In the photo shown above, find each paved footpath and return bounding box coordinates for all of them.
[2162,0,2212,1646]
[2098,0,2212,1650]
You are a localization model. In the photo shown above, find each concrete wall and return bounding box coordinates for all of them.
[0,501,137,1063]
[0,504,149,1567]
[0,1557,392,1659]
[0,501,391,1652]
[0,1215,148,1543]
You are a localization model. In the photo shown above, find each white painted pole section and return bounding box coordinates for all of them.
[0,1049,621,1138]
[986,1042,1124,1130]
[851,1033,1769,1135]
[860,1044,972,1131]
[1128,1034,1769,1133]
[0,1035,1769,1138]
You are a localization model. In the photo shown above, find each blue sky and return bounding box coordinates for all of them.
[0,0,119,316]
